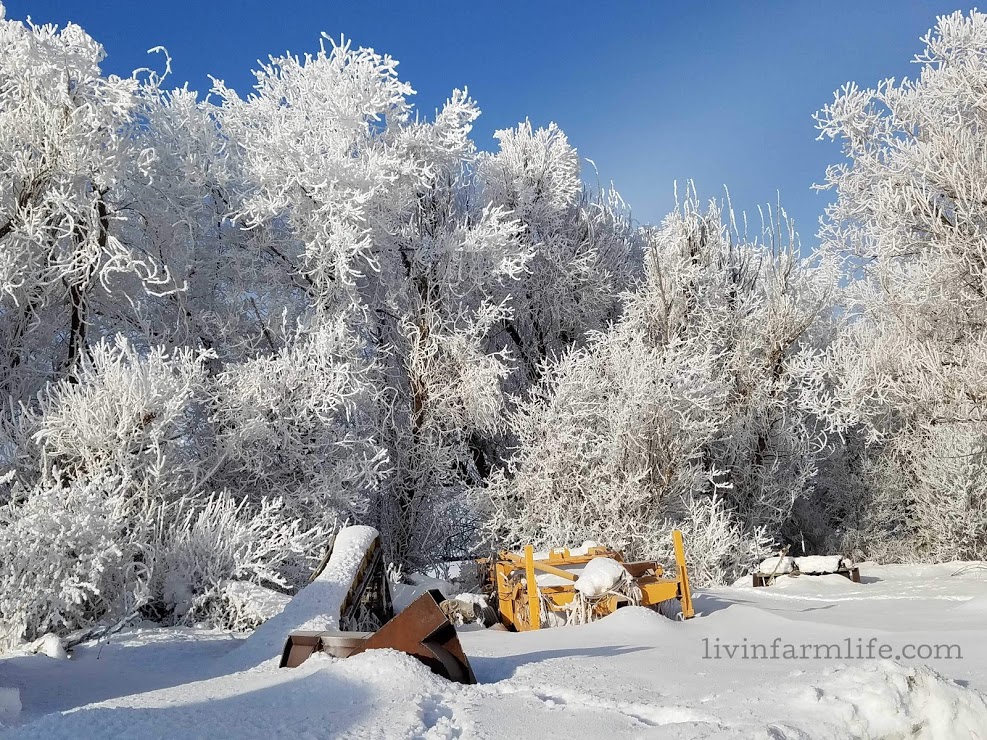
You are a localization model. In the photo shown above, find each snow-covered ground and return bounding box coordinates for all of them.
[3,563,987,739]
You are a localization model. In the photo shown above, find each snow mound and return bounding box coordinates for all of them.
[26,634,68,660]
[799,660,987,738]
[795,556,852,574]
[757,556,795,574]
[7,649,455,740]
[573,557,628,598]
[222,525,379,670]
[593,605,676,633]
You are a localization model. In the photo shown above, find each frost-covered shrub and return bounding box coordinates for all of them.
[210,323,387,530]
[0,332,373,644]
[144,494,328,626]
[0,482,330,647]
[483,335,726,561]
[673,496,774,586]
[910,427,987,562]
[9,337,211,500]
[0,475,142,650]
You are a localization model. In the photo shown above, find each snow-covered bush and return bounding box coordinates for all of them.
[482,333,727,557]
[0,475,141,650]
[7,337,211,501]
[144,494,328,627]
[674,496,775,586]
[0,332,370,641]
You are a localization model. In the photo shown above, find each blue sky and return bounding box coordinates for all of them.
[9,1,968,247]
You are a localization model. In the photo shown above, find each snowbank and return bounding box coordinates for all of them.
[5,650,455,740]
[221,525,379,670]
[800,660,987,738]
[6,559,987,738]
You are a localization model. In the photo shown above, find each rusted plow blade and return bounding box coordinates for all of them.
[279,590,476,685]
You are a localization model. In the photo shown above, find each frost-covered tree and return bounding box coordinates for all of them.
[209,321,387,530]
[0,12,180,402]
[801,10,987,561]
[210,38,536,566]
[478,121,639,386]
[484,191,827,584]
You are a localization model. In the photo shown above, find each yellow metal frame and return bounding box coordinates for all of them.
[485,530,694,631]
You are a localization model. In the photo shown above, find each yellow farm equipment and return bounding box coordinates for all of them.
[482,530,694,630]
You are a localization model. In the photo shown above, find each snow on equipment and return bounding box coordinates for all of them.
[278,526,475,684]
[752,549,860,587]
[480,530,694,630]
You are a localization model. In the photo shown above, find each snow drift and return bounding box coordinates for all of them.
[799,660,987,739]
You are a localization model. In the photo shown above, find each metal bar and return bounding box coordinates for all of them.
[530,560,578,581]
[672,529,694,619]
[524,544,540,630]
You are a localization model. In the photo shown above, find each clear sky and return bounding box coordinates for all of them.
[7,1,968,247]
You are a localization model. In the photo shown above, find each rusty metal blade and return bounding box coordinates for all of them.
[352,589,476,684]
